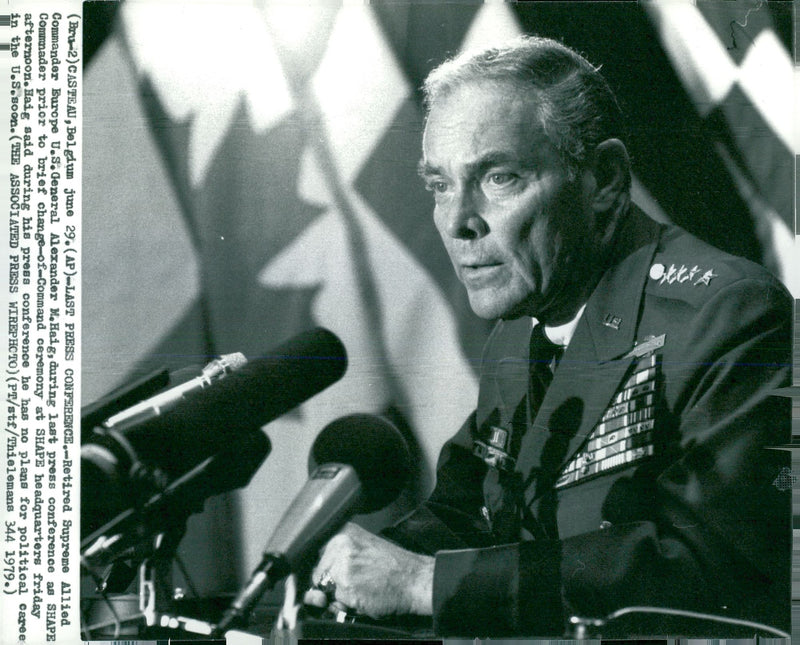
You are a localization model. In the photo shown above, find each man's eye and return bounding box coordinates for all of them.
[425,181,449,194]
[486,173,516,187]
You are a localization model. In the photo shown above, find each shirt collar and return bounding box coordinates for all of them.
[532,303,587,349]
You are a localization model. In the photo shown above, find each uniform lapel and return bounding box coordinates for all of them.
[517,210,662,506]
[476,317,532,432]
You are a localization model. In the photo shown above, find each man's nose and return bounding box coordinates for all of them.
[441,184,487,239]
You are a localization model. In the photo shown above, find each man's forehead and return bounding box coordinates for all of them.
[423,80,546,142]
[427,80,538,124]
[421,92,553,173]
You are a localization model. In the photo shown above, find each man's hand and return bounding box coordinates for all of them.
[305,522,434,619]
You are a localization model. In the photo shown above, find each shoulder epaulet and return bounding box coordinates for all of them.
[643,228,777,306]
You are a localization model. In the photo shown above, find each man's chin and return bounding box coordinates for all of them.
[466,292,531,321]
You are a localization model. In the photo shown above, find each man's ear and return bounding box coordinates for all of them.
[590,138,630,213]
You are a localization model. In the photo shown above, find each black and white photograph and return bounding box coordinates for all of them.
[76,1,796,640]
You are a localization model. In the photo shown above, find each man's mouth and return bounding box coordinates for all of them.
[460,262,504,284]
[461,260,503,269]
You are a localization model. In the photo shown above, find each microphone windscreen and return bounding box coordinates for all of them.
[309,414,410,513]
[127,327,347,477]
[206,429,272,495]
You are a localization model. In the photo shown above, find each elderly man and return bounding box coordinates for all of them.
[307,36,791,637]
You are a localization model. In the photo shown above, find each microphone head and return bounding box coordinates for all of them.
[219,352,248,372]
[309,414,411,513]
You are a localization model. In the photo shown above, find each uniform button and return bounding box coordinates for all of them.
[599,520,613,530]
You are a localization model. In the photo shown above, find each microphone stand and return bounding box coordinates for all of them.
[82,427,270,566]
[212,553,289,635]
[80,457,208,596]
[82,458,209,556]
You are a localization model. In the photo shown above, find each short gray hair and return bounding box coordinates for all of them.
[423,35,628,183]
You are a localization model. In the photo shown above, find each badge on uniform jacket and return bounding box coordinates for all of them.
[474,425,516,472]
[555,337,664,489]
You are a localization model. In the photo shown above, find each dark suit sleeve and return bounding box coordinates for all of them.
[381,411,497,554]
[429,277,792,637]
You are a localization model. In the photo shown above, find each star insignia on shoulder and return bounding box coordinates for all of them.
[693,269,717,286]
[649,263,716,287]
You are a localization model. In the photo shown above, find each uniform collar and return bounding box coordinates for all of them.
[582,206,663,362]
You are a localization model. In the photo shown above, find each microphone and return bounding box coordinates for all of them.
[81,327,347,539]
[101,352,248,430]
[214,414,411,634]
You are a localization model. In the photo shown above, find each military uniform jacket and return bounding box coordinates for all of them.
[384,210,792,637]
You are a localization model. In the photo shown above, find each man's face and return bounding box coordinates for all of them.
[421,80,598,322]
